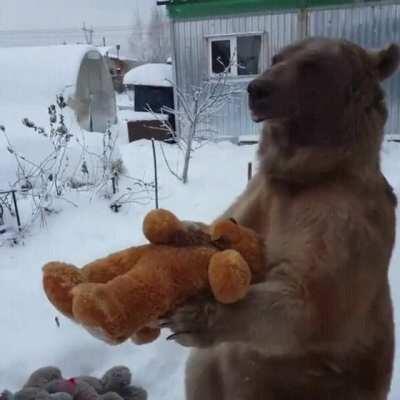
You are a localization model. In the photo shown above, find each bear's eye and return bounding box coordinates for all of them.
[299,59,320,73]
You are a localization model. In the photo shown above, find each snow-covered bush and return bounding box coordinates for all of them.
[0,96,151,232]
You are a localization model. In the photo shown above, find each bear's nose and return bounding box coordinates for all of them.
[247,79,272,100]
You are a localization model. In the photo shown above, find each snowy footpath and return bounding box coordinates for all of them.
[1,118,400,397]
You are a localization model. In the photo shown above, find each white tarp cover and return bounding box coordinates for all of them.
[0,45,117,132]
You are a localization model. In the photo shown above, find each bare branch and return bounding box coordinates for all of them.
[158,142,184,182]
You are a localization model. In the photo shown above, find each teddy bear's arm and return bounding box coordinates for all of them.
[143,209,212,247]
[208,250,251,304]
[210,219,267,282]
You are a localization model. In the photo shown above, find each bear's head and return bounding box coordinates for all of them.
[248,37,400,183]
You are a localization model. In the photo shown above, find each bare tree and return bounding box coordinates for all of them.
[129,11,147,61]
[129,7,171,63]
[150,66,242,184]
[147,7,171,63]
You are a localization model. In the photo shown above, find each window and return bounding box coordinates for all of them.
[211,40,232,74]
[209,34,262,77]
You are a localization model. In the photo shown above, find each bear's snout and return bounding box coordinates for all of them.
[247,79,273,102]
[247,78,275,122]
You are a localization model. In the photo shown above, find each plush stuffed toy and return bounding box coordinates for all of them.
[42,209,265,345]
[4,365,147,400]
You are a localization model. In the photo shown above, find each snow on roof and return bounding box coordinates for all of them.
[0,45,103,104]
[96,46,136,61]
[96,46,114,56]
[123,63,173,87]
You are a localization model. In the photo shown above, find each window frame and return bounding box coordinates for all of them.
[207,32,265,79]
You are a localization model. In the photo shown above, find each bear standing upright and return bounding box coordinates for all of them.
[165,38,400,400]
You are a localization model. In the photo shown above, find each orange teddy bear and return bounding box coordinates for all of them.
[42,209,265,345]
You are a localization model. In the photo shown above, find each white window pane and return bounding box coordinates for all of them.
[237,36,261,76]
[211,40,231,74]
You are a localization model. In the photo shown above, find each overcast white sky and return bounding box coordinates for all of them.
[0,0,155,31]
[0,0,160,50]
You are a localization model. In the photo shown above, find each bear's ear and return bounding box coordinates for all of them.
[369,43,400,81]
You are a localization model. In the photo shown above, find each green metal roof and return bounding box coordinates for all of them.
[167,0,371,19]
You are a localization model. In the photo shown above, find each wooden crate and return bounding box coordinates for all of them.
[127,119,174,143]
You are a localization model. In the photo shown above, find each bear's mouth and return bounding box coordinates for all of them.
[250,110,268,123]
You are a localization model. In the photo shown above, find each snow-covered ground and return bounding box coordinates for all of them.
[1,100,400,398]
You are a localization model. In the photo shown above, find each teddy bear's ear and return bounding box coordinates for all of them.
[369,43,400,81]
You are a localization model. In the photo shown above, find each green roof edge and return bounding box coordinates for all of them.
[167,0,364,20]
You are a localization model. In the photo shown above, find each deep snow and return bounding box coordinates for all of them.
[1,100,400,398]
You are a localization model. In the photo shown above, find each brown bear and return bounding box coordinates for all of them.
[162,37,400,399]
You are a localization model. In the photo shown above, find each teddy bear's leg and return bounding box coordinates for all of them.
[43,246,152,319]
[71,246,216,344]
[81,245,150,283]
[208,250,251,304]
[42,262,87,318]
[131,326,161,345]
[70,282,130,344]
[71,259,176,344]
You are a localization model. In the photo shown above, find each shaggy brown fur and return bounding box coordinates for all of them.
[165,37,400,399]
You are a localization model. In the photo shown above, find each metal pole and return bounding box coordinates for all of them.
[151,139,159,209]
[89,93,93,132]
[11,190,21,229]
[297,8,309,41]
[111,176,117,194]
[248,162,253,182]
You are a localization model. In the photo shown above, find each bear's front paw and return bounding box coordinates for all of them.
[160,295,223,348]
